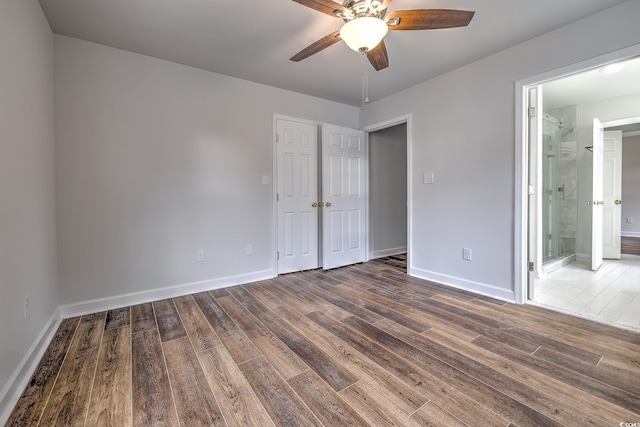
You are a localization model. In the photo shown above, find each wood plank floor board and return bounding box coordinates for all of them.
[291,273,387,324]
[367,290,481,342]
[342,315,567,427]
[130,302,156,334]
[384,317,638,425]
[533,346,640,399]
[273,304,429,414]
[367,285,541,354]
[306,311,511,427]
[162,336,226,426]
[339,380,422,427]
[215,294,309,380]
[8,262,640,426]
[424,293,605,366]
[38,312,106,427]
[153,298,187,342]
[131,328,179,426]
[287,370,370,427]
[85,325,131,427]
[472,334,640,413]
[274,275,335,312]
[192,291,261,364]
[313,279,432,333]
[197,346,275,427]
[104,307,130,331]
[411,401,468,427]
[210,288,230,298]
[278,274,354,319]
[237,357,323,427]
[225,284,256,303]
[242,299,359,392]
[255,279,318,314]
[172,294,224,353]
[622,236,640,255]
[5,317,80,427]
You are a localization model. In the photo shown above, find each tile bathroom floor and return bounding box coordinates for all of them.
[533,254,640,332]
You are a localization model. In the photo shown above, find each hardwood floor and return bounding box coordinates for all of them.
[7,261,640,426]
[622,236,640,256]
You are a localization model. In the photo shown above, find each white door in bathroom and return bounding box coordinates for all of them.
[591,118,604,271]
[602,130,622,259]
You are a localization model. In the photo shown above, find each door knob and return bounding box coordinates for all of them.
[325,202,332,207]
[595,200,604,206]
[615,200,622,205]
[312,202,318,208]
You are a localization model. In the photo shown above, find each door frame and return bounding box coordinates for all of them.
[515,44,640,304]
[362,114,413,273]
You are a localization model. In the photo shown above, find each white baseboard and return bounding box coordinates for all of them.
[409,267,515,303]
[0,308,62,426]
[622,231,640,238]
[59,269,275,318]
[369,246,407,260]
[575,252,591,263]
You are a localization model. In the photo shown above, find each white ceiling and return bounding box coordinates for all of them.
[543,56,640,111]
[38,0,630,106]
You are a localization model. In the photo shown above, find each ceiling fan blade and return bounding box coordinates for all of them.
[291,0,349,17]
[290,31,341,62]
[386,9,474,30]
[372,0,393,12]
[367,40,389,71]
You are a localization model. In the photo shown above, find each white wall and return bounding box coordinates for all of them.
[622,134,640,236]
[54,35,359,307]
[575,92,640,256]
[360,0,640,301]
[369,124,407,258]
[0,0,58,416]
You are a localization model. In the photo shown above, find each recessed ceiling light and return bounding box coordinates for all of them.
[599,63,624,74]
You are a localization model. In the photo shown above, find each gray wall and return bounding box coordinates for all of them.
[369,124,407,258]
[622,134,640,236]
[360,0,640,300]
[54,36,360,305]
[0,0,58,414]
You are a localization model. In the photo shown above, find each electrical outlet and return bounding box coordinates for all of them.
[627,217,634,224]
[196,249,205,262]
[246,244,253,256]
[24,294,29,319]
[463,248,472,261]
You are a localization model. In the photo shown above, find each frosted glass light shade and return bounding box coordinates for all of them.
[340,17,388,52]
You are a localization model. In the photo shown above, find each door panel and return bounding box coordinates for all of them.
[277,120,319,274]
[591,118,604,271]
[602,130,622,259]
[322,124,367,270]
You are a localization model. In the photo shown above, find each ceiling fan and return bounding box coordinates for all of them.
[290,0,475,71]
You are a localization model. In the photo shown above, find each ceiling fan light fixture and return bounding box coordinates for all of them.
[340,16,388,52]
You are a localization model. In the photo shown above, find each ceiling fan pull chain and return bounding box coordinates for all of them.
[361,52,369,109]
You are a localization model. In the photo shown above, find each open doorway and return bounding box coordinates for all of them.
[368,123,408,271]
[517,50,640,332]
[364,115,411,273]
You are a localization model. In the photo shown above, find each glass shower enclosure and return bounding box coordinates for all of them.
[541,111,576,266]
[542,115,561,262]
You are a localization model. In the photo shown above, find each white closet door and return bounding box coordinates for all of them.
[276,119,319,274]
[321,124,366,270]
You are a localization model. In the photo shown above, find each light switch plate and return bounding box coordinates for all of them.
[423,172,434,184]
[262,175,269,185]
